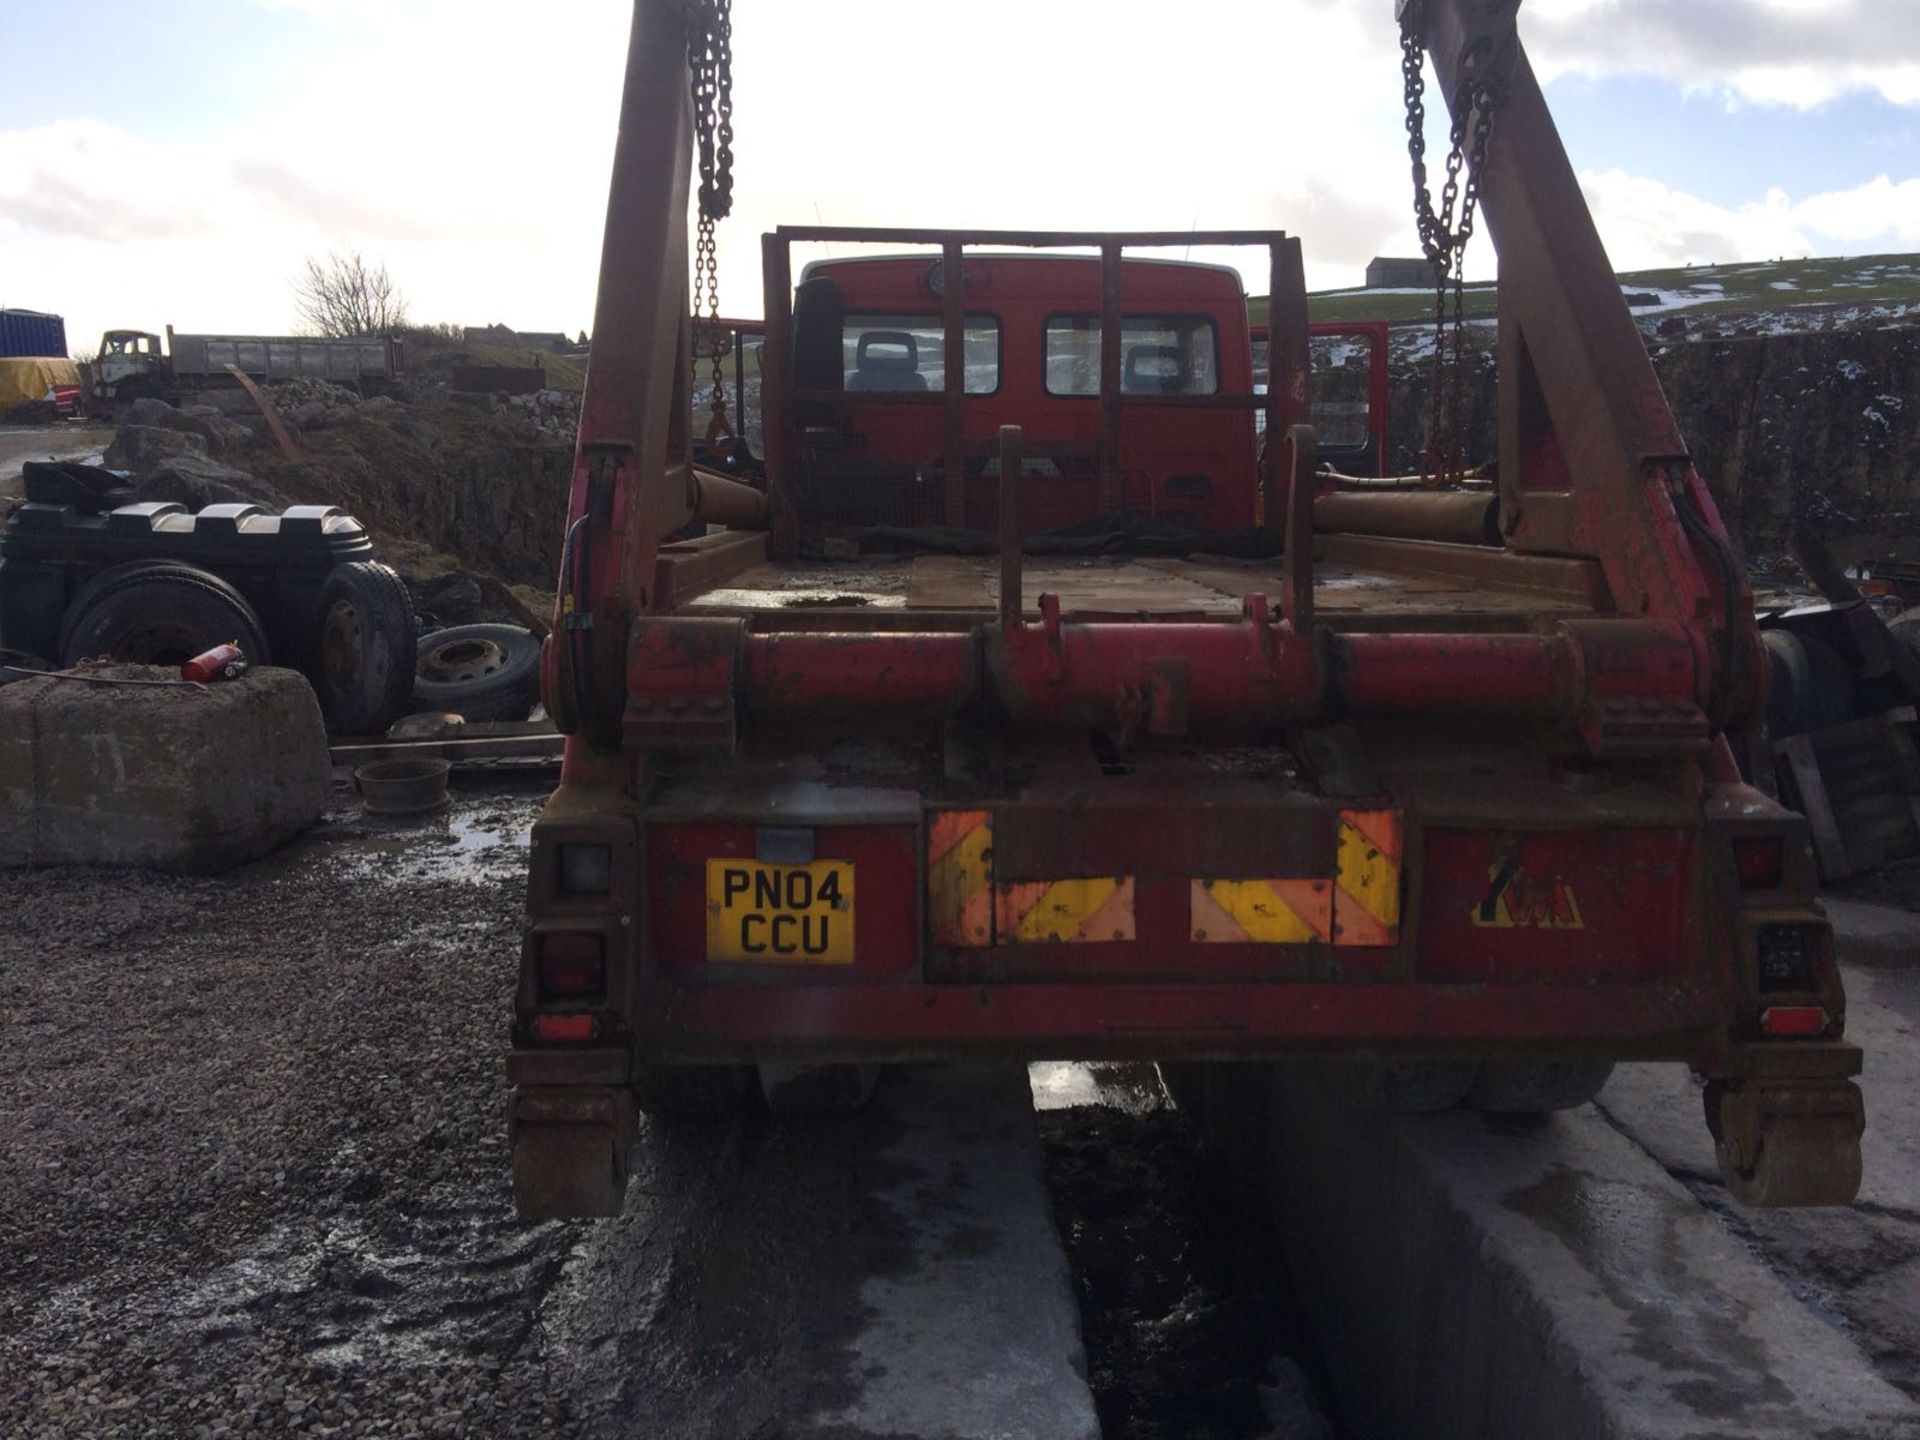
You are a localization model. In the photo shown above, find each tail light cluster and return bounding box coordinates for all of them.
[1711,785,1839,1041]
[538,931,607,999]
[520,818,636,1048]
[1731,837,1784,892]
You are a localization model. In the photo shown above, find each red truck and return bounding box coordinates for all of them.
[507,0,1864,1219]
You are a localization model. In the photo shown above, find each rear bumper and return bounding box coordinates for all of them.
[627,975,1723,1064]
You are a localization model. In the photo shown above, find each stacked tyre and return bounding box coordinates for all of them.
[409,623,542,722]
[57,557,418,735]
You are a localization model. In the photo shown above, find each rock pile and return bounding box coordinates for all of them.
[102,397,286,511]
[470,387,581,444]
[267,377,364,431]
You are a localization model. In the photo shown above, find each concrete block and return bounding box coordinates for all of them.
[1202,1067,1920,1440]
[809,1066,1101,1440]
[0,664,329,873]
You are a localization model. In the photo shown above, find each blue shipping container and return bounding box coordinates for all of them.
[0,308,69,359]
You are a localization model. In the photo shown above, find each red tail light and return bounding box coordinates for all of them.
[531,1013,597,1043]
[1761,1005,1826,1036]
[538,932,606,998]
[1732,837,1784,891]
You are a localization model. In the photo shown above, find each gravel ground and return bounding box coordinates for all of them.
[0,775,584,1439]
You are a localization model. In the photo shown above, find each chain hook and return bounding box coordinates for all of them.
[686,0,736,446]
[1400,0,1504,487]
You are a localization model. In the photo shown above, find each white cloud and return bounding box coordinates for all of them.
[1522,0,1920,108]
[1796,173,1920,244]
[1578,167,1920,269]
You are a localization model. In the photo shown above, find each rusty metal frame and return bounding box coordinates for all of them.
[761,223,1305,551]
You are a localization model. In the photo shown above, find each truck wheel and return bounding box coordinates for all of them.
[633,1062,753,1117]
[410,623,542,722]
[59,560,270,668]
[312,562,417,736]
[1465,1060,1614,1114]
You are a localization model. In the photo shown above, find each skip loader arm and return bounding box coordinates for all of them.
[1404,0,1758,728]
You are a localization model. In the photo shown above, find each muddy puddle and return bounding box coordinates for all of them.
[270,777,547,886]
[1033,1062,1342,1440]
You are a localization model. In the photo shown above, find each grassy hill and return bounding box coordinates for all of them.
[1251,252,1920,327]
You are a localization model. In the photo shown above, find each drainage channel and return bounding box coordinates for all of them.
[1031,1062,1342,1440]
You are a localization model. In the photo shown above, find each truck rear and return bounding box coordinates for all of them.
[507,0,1864,1219]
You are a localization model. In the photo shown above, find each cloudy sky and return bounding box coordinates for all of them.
[2,0,1917,354]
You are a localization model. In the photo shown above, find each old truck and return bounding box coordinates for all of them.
[507,0,1864,1219]
[87,325,405,412]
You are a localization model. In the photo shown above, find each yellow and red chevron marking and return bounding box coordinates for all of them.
[927,809,992,946]
[1334,808,1402,947]
[1189,878,1331,942]
[995,877,1136,943]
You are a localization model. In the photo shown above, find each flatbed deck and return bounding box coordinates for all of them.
[674,532,1612,632]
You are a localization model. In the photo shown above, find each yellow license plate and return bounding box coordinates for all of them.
[706,859,855,964]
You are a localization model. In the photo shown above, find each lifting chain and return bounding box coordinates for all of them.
[1400,1,1502,485]
[686,0,736,448]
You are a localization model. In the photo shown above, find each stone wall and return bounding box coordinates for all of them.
[1382,323,1920,556]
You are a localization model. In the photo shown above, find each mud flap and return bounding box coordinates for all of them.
[510,1087,635,1220]
[1706,1077,1864,1208]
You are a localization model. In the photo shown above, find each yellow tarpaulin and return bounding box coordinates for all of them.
[0,356,81,410]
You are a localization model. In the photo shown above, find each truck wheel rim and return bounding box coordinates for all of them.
[422,638,507,683]
[321,599,364,686]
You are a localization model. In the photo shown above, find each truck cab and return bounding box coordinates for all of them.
[789,254,1262,536]
[91,329,166,408]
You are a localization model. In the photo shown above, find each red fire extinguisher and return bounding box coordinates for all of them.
[181,643,249,683]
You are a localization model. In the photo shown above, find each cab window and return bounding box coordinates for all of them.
[842,313,999,394]
[1045,315,1220,397]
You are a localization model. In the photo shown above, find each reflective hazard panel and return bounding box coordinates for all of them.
[997,878,1136,943]
[706,859,855,964]
[1190,879,1332,942]
[1190,809,1402,947]
[1334,808,1402,946]
[927,810,993,946]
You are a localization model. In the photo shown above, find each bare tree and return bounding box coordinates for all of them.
[292,250,409,337]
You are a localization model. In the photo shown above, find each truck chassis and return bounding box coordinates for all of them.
[506,0,1865,1219]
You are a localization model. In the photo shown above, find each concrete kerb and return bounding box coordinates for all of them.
[1196,1065,1920,1440]
[809,1065,1102,1440]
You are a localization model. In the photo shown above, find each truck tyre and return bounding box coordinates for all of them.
[59,560,270,668]
[410,623,542,722]
[313,561,417,735]
[1465,1060,1614,1114]
[633,1062,753,1118]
